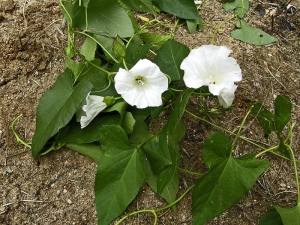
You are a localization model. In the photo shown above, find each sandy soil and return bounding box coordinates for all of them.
[1,0,300,224]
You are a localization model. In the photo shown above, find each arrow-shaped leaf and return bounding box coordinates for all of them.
[275,204,300,225]
[95,125,145,225]
[274,95,291,136]
[32,69,92,158]
[192,132,270,224]
[155,0,199,20]
[155,39,190,81]
[231,21,277,45]
[223,0,249,18]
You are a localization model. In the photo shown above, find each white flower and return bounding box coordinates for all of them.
[218,87,236,108]
[114,59,168,109]
[79,93,107,129]
[180,45,242,95]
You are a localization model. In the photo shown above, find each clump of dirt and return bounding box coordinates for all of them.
[1,0,299,224]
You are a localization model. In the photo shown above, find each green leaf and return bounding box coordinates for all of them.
[112,42,152,71]
[141,33,171,49]
[122,0,156,14]
[113,36,126,58]
[64,0,134,37]
[56,113,121,144]
[192,132,270,224]
[155,40,190,81]
[93,34,117,62]
[124,42,152,69]
[251,102,275,139]
[95,125,145,225]
[77,59,109,91]
[141,150,179,208]
[274,95,291,136]
[129,119,153,147]
[65,143,104,162]
[142,136,172,174]
[144,89,193,202]
[122,112,135,134]
[277,138,290,159]
[80,36,97,61]
[223,0,249,18]
[155,0,199,20]
[275,204,300,225]
[32,69,93,158]
[186,19,198,34]
[231,21,277,45]
[64,57,86,81]
[260,207,283,225]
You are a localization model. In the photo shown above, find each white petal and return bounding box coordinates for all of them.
[181,45,242,92]
[114,59,168,109]
[218,88,235,108]
[80,94,107,129]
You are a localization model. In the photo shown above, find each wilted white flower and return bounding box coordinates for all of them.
[218,87,236,108]
[79,93,107,129]
[114,59,168,109]
[180,45,242,95]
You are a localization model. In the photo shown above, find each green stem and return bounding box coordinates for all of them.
[155,184,194,213]
[211,15,235,44]
[231,105,253,154]
[11,114,32,149]
[59,0,72,27]
[185,110,265,150]
[90,76,113,94]
[286,143,300,203]
[178,167,203,176]
[255,146,278,158]
[115,210,157,225]
[68,34,112,76]
[122,58,129,71]
[40,142,65,156]
[116,184,194,224]
[73,31,120,63]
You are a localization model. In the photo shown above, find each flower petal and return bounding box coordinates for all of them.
[80,94,107,129]
[218,88,236,108]
[181,45,242,93]
[114,59,168,109]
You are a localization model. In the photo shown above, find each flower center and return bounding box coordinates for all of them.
[135,76,145,86]
[209,75,217,85]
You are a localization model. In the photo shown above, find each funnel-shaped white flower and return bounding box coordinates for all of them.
[180,45,242,95]
[114,59,168,109]
[80,93,107,129]
[218,87,236,108]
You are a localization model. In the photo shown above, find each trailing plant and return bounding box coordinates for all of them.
[12,0,298,224]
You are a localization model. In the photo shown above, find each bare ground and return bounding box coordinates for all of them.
[1,0,300,224]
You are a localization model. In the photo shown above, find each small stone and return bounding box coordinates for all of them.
[67,199,72,204]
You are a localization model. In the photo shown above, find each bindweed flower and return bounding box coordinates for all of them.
[218,87,236,108]
[180,45,242,95]
[114,59,168,109]
[79,93,109,129]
